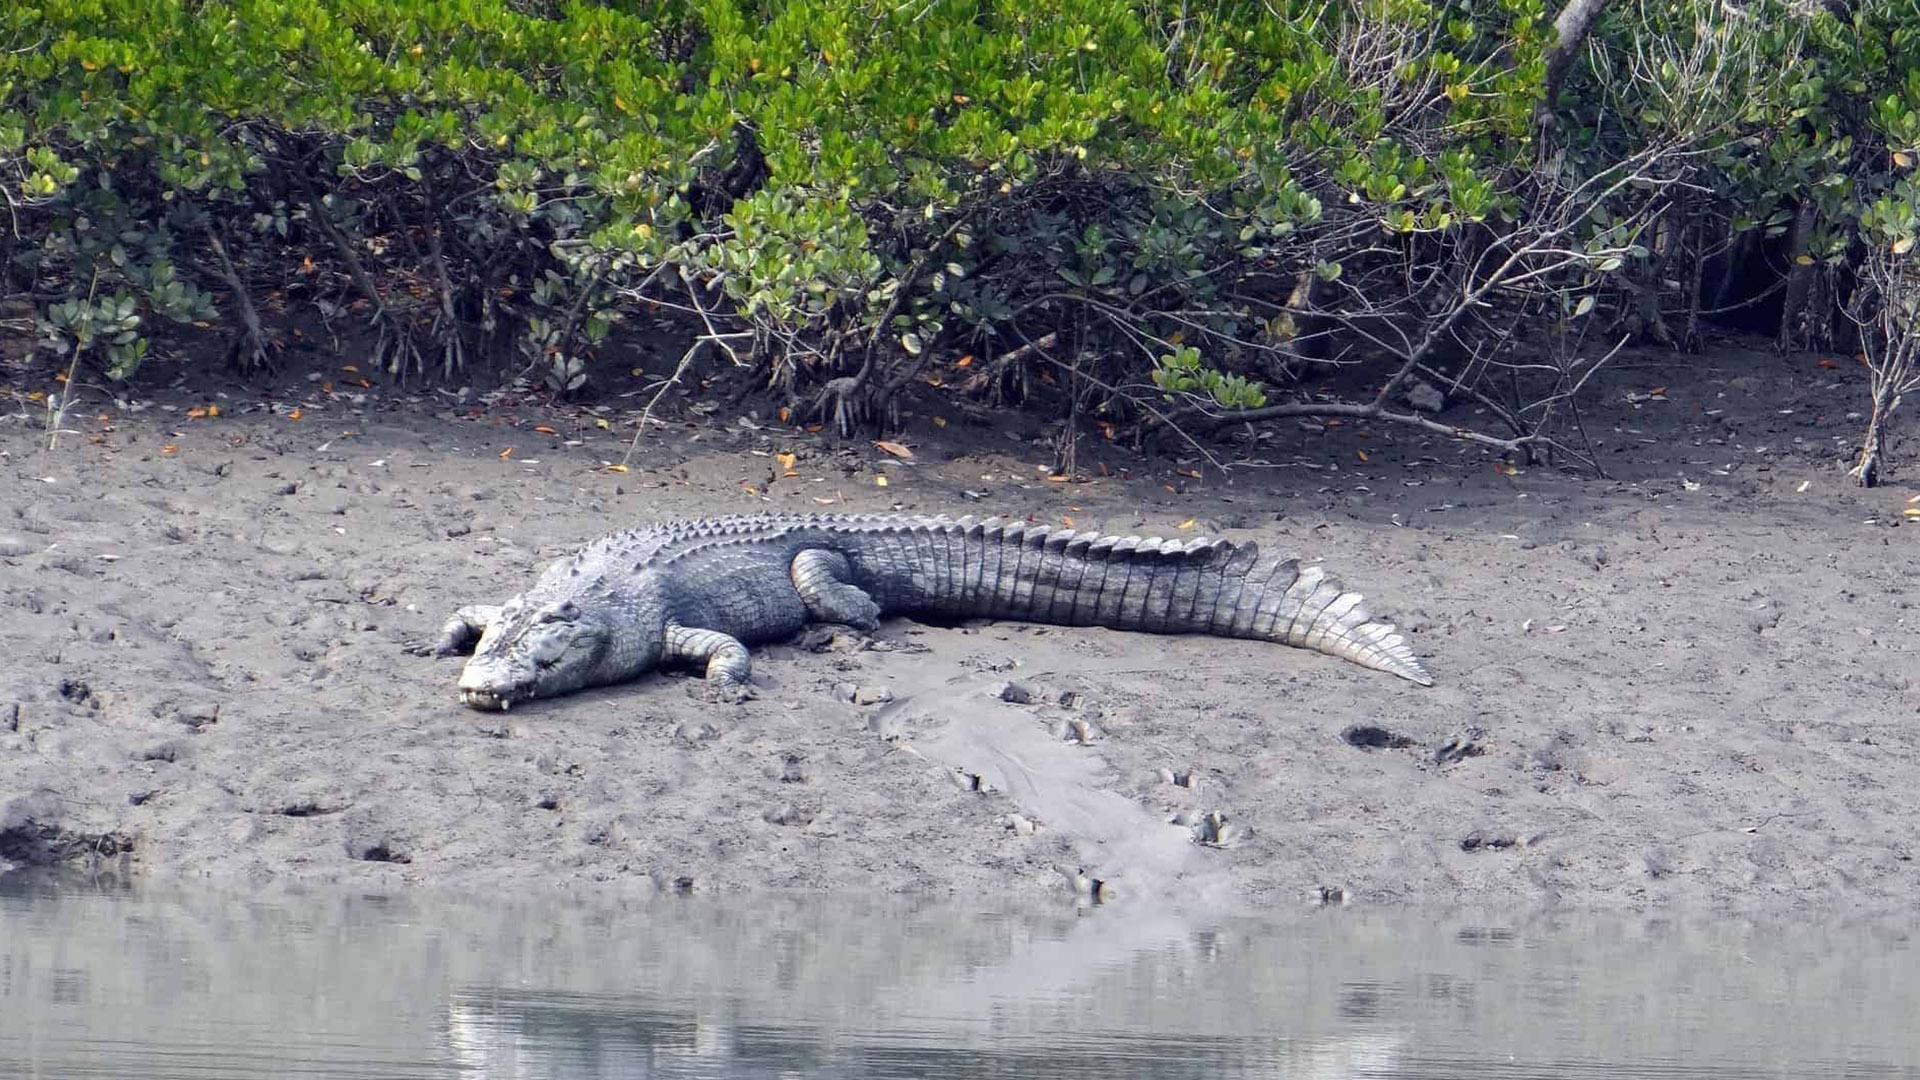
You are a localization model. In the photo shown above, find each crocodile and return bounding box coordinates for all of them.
[421,511,1431,710]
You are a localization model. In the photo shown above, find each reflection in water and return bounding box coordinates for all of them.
[439,991,1405,1080]
[1,871,1917,1079]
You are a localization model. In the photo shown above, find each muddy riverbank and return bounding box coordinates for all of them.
[4,337,1918,916]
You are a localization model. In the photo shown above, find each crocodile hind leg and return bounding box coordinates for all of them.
[790,549,881,630]
[408,605,502,657]
[664,622,756,703]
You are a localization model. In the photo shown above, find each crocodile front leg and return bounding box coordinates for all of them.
[408,605,502,657]
[790,549,881,630]
[664,622,756,703]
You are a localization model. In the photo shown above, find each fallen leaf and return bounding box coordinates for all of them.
[1649,385,1667,395]
[604,463,629,473]
[933,416,947,428]
[54,373,67,383]
[288,408,304,421]
[499,447,514,460]
[875,440,914,460]
[1357,449,1369,462]
[1797,480,1812,493]
[874,475,890,487]
[1904,507,1920,519]
[595,418,612,430]
[1177,468,1201,480]
[1097,420,1116,441]
[186,406,209,419]
[955,355,974,368]
[813,495,839,505]
[534,425,558,435]
[1178,518,1196,529]
[778,406,792,423]
[1045,474,1069,483]
[343,365,359,373]
[321,381,334,392]
[1495,463,1517,476]
[776,451,798,476]
[1062,515,1075,527]
[741,482,759,494]
[359,379,372,389]
[161,444,178,455]
[1818,359,1840,369]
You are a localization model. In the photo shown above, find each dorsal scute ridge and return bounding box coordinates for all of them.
[572,511,1274,576]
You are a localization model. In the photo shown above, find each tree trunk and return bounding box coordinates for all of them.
[201,220,272,373]
[1776,198,1819,351]
[1537,0,1617,127]
[1850,392,1889,487]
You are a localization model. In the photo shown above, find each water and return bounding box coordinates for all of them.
[3,873,1918,1079]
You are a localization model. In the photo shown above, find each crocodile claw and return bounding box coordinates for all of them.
[688,678,756,705]
[403,635,463,658]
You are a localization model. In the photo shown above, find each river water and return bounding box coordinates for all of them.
[2,872,1916,1078]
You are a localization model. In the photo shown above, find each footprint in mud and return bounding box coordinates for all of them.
[950,767,995,793]
[1056,718,1097,744]
[1062,867,1110,904]
[1342,723,1488,766]
[1342,724,1414,750]
[763,803,813,827]
[1434,737,1486,764]
[1459,831,1544,852]
[1172,809,1248,848]
[1156,767,1202,789]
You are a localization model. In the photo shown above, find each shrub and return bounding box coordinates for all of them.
[3,0,1920,477]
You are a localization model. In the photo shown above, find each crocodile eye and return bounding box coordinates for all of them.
[538,603,575,624]
[531,634,567,664]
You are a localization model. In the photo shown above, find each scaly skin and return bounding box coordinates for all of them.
[418,512,1432,710]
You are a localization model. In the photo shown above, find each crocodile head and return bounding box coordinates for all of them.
[457,597,613,710]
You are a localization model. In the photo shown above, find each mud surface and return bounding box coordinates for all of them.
[4,338,1919,915]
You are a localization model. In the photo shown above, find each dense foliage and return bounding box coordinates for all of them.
[7,0,1920,479]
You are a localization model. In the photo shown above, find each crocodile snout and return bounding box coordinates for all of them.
[459,688,515,711]
[457,663,526,711]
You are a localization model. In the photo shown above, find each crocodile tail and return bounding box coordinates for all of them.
[1208,547,1431,686]
[1088,531,1430,685]
[936,519,1430,686]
